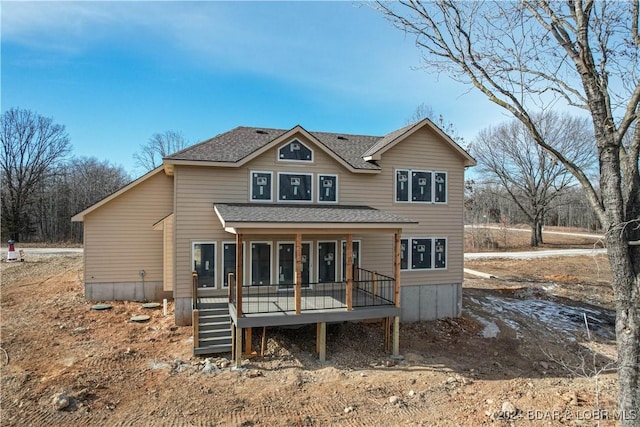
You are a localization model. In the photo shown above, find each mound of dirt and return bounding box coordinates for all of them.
[0,256,624,426]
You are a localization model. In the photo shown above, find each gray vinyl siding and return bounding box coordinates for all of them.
[173,127,467,297]
[83,171,174,284]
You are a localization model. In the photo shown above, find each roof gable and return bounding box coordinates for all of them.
[164,120,475,174]
[71,166,165,221]
[164,125,381,173]
[363,118,476,167]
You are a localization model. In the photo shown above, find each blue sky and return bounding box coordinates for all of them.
[2,1,505,176]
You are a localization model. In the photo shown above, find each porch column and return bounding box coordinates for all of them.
[393,230,401,356]
[236,232,243,317]
[346,233,353,310]
[295,233,302,315]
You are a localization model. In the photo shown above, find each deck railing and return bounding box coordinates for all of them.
[228,267,395,315]
[352,267,395,307]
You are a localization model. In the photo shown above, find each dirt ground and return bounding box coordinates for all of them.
[0,240,628,426]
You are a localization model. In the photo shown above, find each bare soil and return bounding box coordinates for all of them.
[0,239,627,426]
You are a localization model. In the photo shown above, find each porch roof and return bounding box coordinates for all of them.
[214,203,417,234]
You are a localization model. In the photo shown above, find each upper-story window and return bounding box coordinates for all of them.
[250,171,273,202]
[278,173,312,202]
[395,169,447,203]
[278,139,313,162]
[318,174,338,203]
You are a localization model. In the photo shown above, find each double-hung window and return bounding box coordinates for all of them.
[395,169,447,203]
[250,171,272,202]
[318,174,338,203]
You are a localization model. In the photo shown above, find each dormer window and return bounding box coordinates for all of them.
[278,139,313,162]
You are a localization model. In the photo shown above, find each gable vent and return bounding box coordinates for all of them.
[337,135,348,140]
[255,130,268,134]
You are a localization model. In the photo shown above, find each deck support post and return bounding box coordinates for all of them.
[231,323,236,360]
[393,231,401,356]
[261,327,267,357]
[236,233,243,317]
[295,233,302,315]
[383,317,391,352]
[317,322,326,362]
[346,234,353,311]
[235,325,243,368]
[393,316,400,356]
[244,327,252,355]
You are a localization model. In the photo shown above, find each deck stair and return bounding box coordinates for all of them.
[193,290,232,355]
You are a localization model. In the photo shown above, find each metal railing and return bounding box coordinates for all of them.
[352,267,395,307]
[228,267,395,315]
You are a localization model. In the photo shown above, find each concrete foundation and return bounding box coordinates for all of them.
[174,297,193,326]
[85,281,172,303]
[400,283,462,322]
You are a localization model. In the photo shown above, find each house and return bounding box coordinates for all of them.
[72,119,475,364]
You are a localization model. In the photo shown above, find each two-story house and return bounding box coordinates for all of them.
[72,118,475,365]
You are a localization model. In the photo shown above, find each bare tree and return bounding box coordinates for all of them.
[406,102,466,145]
[376,1,639,419]
[474,112,596,246]
[133,130,187,172]
[0,108,71,241]
[32,157,130,242]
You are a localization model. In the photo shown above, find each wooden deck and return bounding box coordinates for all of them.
[198,288,399,328]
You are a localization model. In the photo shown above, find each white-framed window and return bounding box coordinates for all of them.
[192,241,216,288]
[395,169,447,203]
[317,241,337,283]
[400,238,409,270]
[400,237,447,270]
[434,172,447,203]
[278,172,313,202]
[250,171,273,202]
[411,238,433,269]
[222,242,237,288]
[250,241,272,286]
[434,238,447,269]
[318,174,338,203]
[276,241,312,289]
[341,240,361,281]
[278,138,313,162]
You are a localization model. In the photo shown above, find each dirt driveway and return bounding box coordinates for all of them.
[0,254,627,426]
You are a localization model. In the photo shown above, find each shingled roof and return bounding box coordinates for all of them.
[165,126,381,170]
[164,120,475,171]
[215,203,417,224]
[214,203,418,232]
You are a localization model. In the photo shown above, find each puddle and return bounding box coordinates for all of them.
[468,294,615,341]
